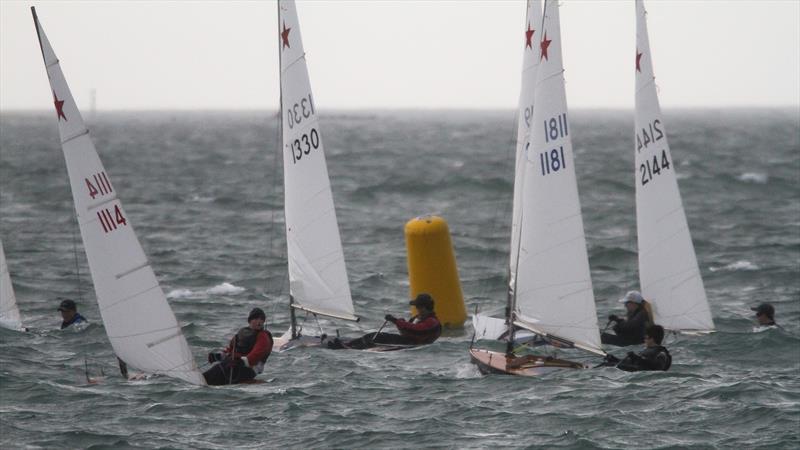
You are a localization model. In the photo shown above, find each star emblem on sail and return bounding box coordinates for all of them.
[525,23,535,49]
[636,50,643,73]
[540,32,552,61]
[53,90,67,121]
[281,22,291,49]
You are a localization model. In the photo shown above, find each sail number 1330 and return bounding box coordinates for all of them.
[289,128,320,164]
[286,94,316,130]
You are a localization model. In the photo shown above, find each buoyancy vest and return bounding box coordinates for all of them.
[233,327,272,365]
[397,314,442,345]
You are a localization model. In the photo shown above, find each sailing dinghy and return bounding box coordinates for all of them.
[0,239,25,331]
[271,0,359,352]
[634,0,714,334]
[470,0,606,376]
[32,8,205,385]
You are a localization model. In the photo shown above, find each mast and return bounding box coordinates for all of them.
[505,0,543,354]
[277,0,298,340]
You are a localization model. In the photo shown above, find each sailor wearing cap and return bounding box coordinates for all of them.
[57,298,87,330]
[327,293,442,350]
[600,290,653,347]
[203,307,273,385]
[751,303,777,327]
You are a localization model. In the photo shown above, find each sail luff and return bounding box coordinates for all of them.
[31,8,205,385]
[513,0,602,355]
[278,0,356,323]
[634,0,714,332]
[508,0,544,304]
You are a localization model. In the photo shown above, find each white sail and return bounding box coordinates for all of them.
[32,8,205,385]
[0,239,23,330]
[634,0,713,332]
[509,0,544,295]
[513,0,602,355]
[278,0,356,322]
[472,314,508,341]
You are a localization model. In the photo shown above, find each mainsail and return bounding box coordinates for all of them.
[0,239,23,331]
[634,0,714,332]
[32,8,205,385]
[512,0,602,355]
[474,0,543,342]
[508,0,544,297]
[278,0,356,323]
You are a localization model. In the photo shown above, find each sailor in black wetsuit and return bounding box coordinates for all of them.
[601,290,651,346]
[605,324,671,372]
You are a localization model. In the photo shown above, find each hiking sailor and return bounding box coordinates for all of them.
[328,293,442,350]
[203,307,273,385]
[751,303,778,328]
[601,290,652,346]
[604,324,672,372]
[57,298,87,330]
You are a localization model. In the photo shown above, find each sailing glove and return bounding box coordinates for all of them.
[385,314,397,323]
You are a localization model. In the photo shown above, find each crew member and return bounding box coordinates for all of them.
[605,324,671,372]
[601,290,652,346]
[203,307,273,385]
[328,293,442,350]
[751,303,778,327]
[57,298,87,329]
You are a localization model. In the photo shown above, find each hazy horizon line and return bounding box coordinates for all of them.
[2,106,799,114]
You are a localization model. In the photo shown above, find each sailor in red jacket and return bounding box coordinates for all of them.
[327,293,442,350]
[203,307,273,385]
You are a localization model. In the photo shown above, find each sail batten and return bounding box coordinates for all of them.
[634,0,714,332]
[32,8,205,385]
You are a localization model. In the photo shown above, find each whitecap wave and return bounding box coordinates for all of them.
[709,260,760,272]
[737,172,768,184]
[166,288,195,299]
[206,282,245,295]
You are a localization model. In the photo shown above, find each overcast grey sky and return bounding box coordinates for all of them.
[1,1,799,111]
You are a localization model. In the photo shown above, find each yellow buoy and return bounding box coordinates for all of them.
[404,215,466,328]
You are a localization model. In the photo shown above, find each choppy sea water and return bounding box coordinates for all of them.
[0,109,798,449]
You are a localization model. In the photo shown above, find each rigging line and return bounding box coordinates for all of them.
[70,198,83,304]
[268,0,288,311]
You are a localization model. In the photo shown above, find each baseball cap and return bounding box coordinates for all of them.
[409,293,434,310]
[57,299,77,311]
[751,303,774,319]
[619,290,644,304]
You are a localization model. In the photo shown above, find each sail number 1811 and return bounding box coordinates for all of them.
[539,113,569,176]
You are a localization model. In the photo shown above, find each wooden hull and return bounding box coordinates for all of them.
[469,348,587,377]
